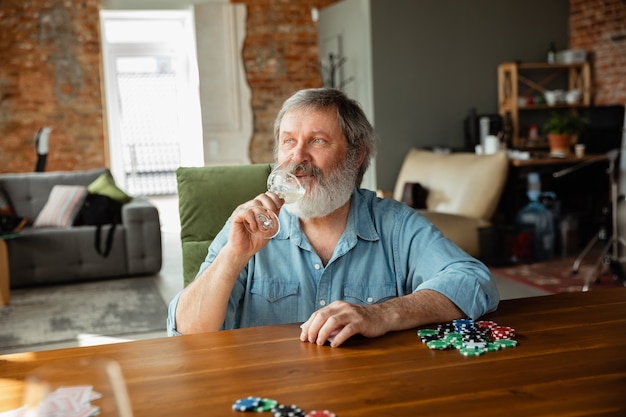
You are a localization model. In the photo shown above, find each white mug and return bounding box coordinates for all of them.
[484,135,500,155]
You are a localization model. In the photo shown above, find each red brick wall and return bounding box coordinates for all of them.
[232,0,340,162]
[570,0,626,105]
[0,1,623,174]
[0,0,104,173]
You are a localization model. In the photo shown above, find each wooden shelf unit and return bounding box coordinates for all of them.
[497,62,591,148]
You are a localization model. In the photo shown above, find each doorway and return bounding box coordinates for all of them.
[100,10,203,196]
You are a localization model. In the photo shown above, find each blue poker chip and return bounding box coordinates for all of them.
[232,396,262,412]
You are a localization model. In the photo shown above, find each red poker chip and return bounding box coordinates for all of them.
[492,325,515,333]
[491,326,515,337]
[306,411,337,417]
[475,320,498,330]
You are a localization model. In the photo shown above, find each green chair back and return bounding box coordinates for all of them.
[176,164,273,286]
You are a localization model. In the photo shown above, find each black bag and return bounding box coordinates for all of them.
[74,194,122,257]
[0,214,27,235]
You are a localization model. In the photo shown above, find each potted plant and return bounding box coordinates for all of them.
[542,111,587,155]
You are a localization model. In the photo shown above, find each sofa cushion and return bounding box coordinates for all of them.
[393,149,508,221]
[419,210,490,257]
[0,168,107,221]
[33,185,88,228]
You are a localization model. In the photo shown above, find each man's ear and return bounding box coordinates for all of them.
[356,149,367,167]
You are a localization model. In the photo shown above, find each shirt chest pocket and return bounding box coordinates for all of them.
[343,284,397,305]
[251,279,300,303]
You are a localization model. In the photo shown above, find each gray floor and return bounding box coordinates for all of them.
[3,196,548,354]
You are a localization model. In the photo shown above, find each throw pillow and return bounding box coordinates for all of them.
[87,171,132,204]
[33,185,88,228]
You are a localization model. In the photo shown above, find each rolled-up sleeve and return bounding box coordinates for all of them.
[166,290,183,336]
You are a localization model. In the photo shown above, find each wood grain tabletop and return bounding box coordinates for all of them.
[1,287,625,416]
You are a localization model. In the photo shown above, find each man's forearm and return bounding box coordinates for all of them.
[175,245,249,334]
[380,289,464,333]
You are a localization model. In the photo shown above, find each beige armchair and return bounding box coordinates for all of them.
[392,149,509,257]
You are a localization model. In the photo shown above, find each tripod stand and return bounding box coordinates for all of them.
[553,149,626,291]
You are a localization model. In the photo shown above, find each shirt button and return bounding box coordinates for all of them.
[314,263,321,270]
[367,297,374,303]
[319,300,326,306]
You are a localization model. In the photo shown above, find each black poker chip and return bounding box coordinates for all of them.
[272,404,306,417]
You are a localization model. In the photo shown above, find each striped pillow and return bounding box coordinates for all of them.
[33,185,88,228]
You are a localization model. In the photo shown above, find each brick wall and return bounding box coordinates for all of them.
[570,0,626,105]
[0,1,623,174]
[0,0,104,173]
[232,0,339,162]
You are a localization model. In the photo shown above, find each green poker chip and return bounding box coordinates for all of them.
[255,398,278,412]
[417,329,438,337]
[486,342,501,352]
[459,347,486,356]
[443,332,462,343]
[498,339,518,348]
[426,340,450,350]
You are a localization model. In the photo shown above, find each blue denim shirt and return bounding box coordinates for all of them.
[167,188,499,335]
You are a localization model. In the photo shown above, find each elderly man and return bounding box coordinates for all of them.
[168,88,499,347]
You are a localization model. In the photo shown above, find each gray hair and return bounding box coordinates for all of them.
[273,88,377,186]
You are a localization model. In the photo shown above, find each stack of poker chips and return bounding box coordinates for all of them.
[417,318,518,357]
[232,397,336,417]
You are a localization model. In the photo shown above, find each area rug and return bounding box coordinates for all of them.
[0,277,167,352]
[490,256,625,294]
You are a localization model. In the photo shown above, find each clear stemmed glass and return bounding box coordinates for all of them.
[244,161,306,239]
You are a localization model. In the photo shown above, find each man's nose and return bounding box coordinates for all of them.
[288,143,311,164]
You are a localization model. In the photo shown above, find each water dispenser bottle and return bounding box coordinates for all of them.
[515,173,555,261]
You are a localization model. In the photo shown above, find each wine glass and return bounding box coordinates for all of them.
[244,161,306,239]
[21,357,133,417]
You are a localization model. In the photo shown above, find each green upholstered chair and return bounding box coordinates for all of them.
[176,164,273,287]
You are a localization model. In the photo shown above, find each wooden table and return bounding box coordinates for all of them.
[0,238,10,306]
[1,288,625,416]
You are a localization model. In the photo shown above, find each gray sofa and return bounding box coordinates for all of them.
[0,168,162,288]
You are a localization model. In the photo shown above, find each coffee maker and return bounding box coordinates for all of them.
[464,108,503,151]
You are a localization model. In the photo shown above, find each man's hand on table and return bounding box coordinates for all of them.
[299,300,391,347]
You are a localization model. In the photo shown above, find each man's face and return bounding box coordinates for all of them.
[276,107,348,190]
[277,107,358,219]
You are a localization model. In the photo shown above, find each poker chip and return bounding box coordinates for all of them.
[233,396,262,412]
[272,404,306,417]
[459,347,486,356]
[426,339,450,350]
[452,318,473,327]
[485,342,501,352]
[417,329,438,337]
[476,320,498,330]
[443,332,462,343]
[491,325,516,339]
[305,411,337,417]
[420,334,440,343]
[417,318,519,357]
[497,339,519,348]
[255,398,279,412]
[436,323,456,334]
[462,340,488,350]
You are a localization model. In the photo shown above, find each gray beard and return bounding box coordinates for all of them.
[284,159,358,220]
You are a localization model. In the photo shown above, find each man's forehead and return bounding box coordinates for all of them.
[280,107,338,132]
